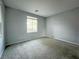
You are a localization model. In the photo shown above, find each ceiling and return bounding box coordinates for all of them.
[4,0,79,17]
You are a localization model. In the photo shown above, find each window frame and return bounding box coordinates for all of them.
[27,16,38,33]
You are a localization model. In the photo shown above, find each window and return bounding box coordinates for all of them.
[27,16,38,33]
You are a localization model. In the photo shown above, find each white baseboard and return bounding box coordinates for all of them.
[6,34,79,47]
[6,35,47,46]
[46,34,79,46]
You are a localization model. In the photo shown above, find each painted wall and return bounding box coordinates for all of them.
[5,7,46,45]
[46,8,79,44]
[0,1,5,58]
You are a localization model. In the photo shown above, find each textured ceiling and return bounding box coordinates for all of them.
[4,0,79,17]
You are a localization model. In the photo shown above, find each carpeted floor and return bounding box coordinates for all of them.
[1,37,79,59]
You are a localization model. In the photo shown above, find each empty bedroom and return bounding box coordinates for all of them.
[0,0,79,59]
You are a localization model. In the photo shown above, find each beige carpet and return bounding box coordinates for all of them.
[1,37,79,59]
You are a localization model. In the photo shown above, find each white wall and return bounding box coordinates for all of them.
[0,1,5,58]
[46,8,79,44]
[5,7,46,45]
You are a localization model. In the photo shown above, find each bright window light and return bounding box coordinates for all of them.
[27,16,38,33]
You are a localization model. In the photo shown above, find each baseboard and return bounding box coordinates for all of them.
[46,34,79,46]
[6,34,79,47]
[6,35,47,46]
[56,38,79,46]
